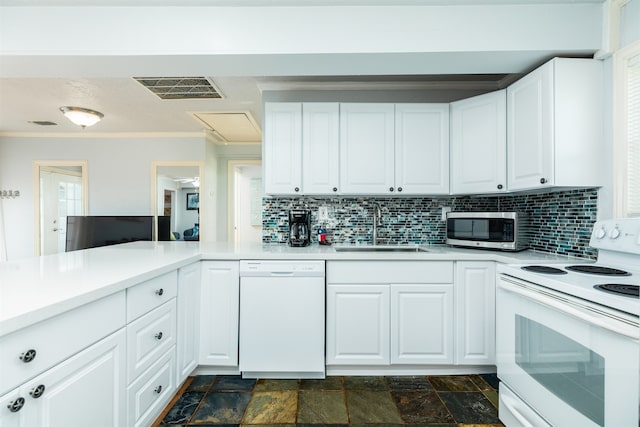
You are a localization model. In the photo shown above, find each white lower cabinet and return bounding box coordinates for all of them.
[126,348,175,427]
[326,261,454,366]
[391,285,453,364]
[176,262,201,385]
[199,261,240,366]
[326,284,390,365]
[454,261,496,365]
[0,329,126,427]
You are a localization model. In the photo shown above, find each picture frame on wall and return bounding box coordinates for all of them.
[186,193,199,210]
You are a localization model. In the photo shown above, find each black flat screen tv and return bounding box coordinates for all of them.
[65,216,154,252]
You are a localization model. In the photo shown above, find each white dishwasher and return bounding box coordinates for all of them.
[239,260,326,379]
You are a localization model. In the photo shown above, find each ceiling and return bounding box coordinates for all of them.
[0,0,604,138]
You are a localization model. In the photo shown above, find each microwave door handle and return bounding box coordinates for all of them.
[499,278,639,340]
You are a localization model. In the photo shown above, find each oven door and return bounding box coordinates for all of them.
[496,275,639,427]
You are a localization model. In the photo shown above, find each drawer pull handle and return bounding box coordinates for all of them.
[154,385,163,394]
[155,332,163,340]
[7,398,25,413]
[20,349,37,363]
[155,288,164,296]
[30,385,45,399]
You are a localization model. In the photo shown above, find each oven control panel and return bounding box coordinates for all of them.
[590,219,640,253]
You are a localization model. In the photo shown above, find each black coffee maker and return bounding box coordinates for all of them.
[289,210,311,247]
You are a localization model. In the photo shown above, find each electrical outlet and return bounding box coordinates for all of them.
[441,206,452,221]
[319,206,329,220]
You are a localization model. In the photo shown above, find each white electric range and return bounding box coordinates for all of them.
[495,218,639,427]
[498,218,639,315]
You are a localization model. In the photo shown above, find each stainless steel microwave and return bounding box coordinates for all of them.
[445,212,529,251]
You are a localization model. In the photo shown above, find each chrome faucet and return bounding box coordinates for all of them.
[371,202,382,246]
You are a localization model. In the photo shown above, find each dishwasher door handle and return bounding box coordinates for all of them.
[269,272,295,277]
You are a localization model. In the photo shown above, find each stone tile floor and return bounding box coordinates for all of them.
[154,374,503,427]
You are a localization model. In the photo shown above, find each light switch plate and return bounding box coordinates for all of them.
[319,206,329,220]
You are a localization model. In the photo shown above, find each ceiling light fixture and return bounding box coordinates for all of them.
[59,106,104,128]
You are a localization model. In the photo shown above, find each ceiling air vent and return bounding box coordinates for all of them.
[133,77,223,100]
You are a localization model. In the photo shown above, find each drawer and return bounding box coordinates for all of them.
[127,299,176,382]
[0,291,126,396]
[327,261,454,284]
[127,271,177,322]
[127,347,176,427]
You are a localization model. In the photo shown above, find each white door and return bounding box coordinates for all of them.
[395,104,450,194]
[40,170,83,254]
[454,262,495,365]
[232,164,262,244]
[340,103,395,194]
[199,261,239,366]
[390,284,453,364]
[507,61,554,190]
[302,102,340,194]
[450,90,507,194]
[23,330,126,427]
[176,262,201,385]
[263,102,302,194]
[326,284,390,365]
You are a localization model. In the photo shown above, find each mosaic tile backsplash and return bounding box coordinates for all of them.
[262,188,599,259]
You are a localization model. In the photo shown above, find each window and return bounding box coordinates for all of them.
[614,41,640,218]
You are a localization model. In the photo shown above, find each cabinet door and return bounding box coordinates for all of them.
[199,261,239,366]
[507,62,554,190]
[340,103,395,194]
[326,284,390,365]
[302,103,340,194]
[263,102,302,194]
[450,91,507,194]
[176,262,200,385]
[395,104,449,194]
[22,329,126,427]
[390,284,453,364]
[455,262,495,365]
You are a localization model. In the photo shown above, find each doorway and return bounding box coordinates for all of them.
[228,160,262,243]
[34,161,88,255]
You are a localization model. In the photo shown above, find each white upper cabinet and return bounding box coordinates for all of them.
[302,103,340,194]
[263,102,302,194]
[395,104,450,194]
[450,90,507,194]
[340,103,396,194]
[507,58,604,191]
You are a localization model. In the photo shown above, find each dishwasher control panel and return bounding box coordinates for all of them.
[240,260,325,277]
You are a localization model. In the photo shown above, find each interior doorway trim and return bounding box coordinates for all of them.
[150,160,204,241]
[33,160,88,256]
[227,159,262,243]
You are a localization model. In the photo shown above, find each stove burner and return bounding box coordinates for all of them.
[565,265,631,276]
[521,265,568,275]
[594,284,639,298]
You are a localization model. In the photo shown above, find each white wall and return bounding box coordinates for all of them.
[0,136,205,259]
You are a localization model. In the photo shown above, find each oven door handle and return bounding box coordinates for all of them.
[499,277,639,340]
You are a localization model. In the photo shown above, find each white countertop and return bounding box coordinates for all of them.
[0,241,587,337]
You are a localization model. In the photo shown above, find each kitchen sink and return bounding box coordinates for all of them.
[333,244,429,253]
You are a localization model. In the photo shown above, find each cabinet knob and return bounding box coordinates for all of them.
[497,184,503,190]
[540,178,547,184]
[7,398,25,413]
[397,187,403,192]
[19,349,36,363]
[155,288,164,296]
[155,332,163,340]
[29,385,45,399]
[389,187,394,192]
[332,187,338,192]
[154,385,163,394]
[294,187,300,192]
